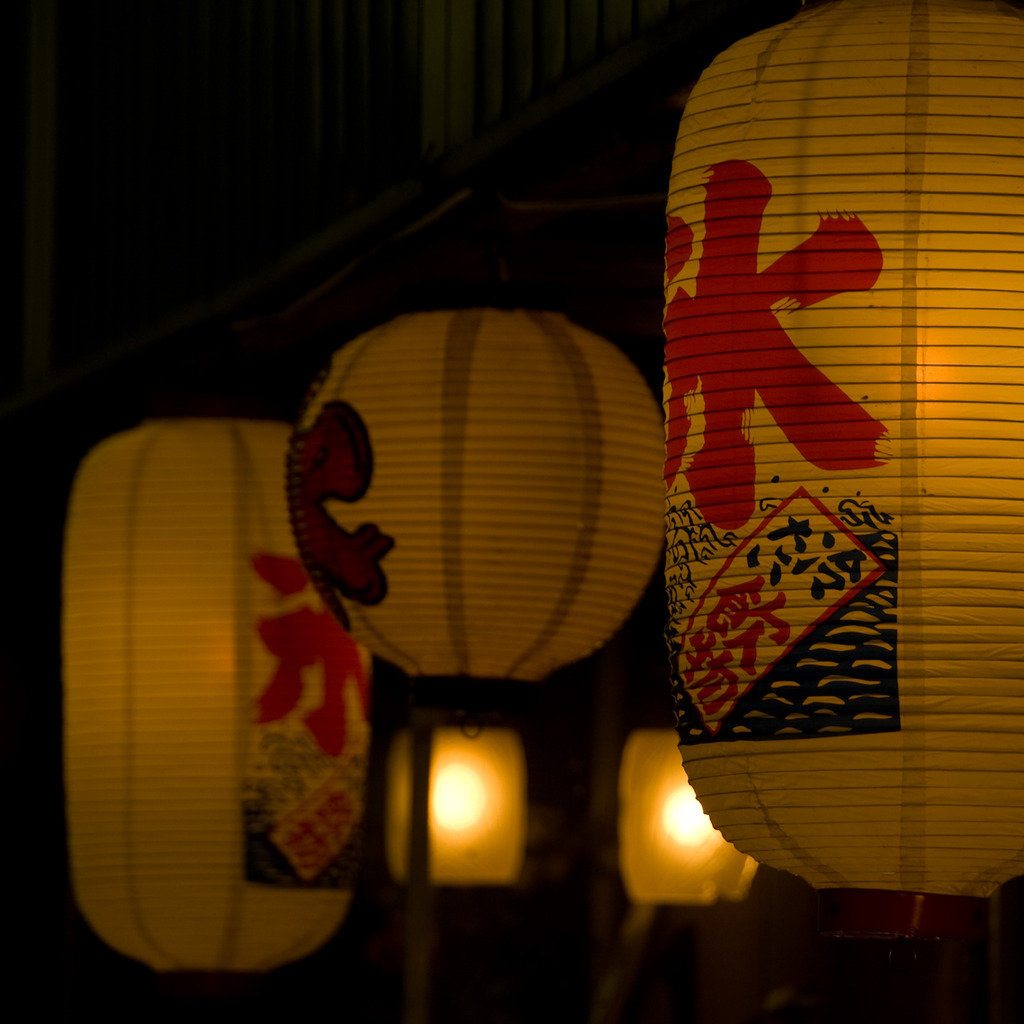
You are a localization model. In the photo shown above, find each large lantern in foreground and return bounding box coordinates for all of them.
[663,0,1024,935]
[64,418,369,972]
[288,308,664,687]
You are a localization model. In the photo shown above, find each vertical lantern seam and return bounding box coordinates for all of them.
[441,308,484,676]
[215,419,252,972]
[505,310,604,680]
[897,0,930,895]
[123,423,186,971]
[741,750,849,888]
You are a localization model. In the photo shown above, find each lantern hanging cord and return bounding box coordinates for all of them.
[456,710,484,739]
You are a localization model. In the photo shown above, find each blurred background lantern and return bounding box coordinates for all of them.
[288,306,665,688]
[618,729,756,906]
[63,417,369,973]
[385,726,526,886]
[663,0,1024,937]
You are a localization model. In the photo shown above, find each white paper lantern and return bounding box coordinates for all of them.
[64,418,369,971]
[663,0,1024,935]
[289,308,664,685]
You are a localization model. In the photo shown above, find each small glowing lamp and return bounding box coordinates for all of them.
[433,762,487,832]
[661,786,717,851]
[386,727,526,885]
[619,729,756,905]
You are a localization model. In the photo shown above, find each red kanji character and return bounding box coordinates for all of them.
[684,627,740,713]
[315,790,354,830]
[253,552,368,758]
[664,160,888,530]
[682,576,791,731]
[705,577,789,645]
[291,401,394,607]
[274,817,330,875]
[688,649,741,710]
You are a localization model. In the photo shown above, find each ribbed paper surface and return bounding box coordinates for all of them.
[664,0,1024,897]
[64,419,367,971]
[291,308,664,682]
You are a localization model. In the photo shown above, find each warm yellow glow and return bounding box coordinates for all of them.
[63,419,367,973]
[619,730,756,905]
[292,308,665,683]
[432,762,487,833]
[662,784,718,849]
[386,726,526,885]
[662,0,1024,902]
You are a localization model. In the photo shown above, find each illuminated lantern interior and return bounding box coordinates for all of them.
[433,762,488,833]
[661,786,717,850]
[619,729,756,906]
[386,727,527,885]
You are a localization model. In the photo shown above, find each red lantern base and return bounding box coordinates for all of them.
[818,888,988,940]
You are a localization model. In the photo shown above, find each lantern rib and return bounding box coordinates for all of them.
[504,311,604,681]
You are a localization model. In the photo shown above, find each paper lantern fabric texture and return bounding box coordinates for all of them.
[289,307,665,684]
[618,730,756,906]
[663,0,1024,903]
[64,418,369,972]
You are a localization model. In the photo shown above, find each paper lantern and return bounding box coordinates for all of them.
[64,418,370,972]
[618,729,756,905]
[288,307,664,685]
[385,727,526,885]
[662,0,1024,935]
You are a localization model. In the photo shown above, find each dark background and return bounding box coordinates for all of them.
[7,2,1024,1021]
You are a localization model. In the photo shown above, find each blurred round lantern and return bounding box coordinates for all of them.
[663,0,1024,936]
[64,418,370,972]
[288,307,664,687]
[618,730,756,905]
[385,726,526,885]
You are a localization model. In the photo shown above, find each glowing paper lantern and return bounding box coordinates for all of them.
[288,307,664,686]
[385,727,526,885]
[64,418,369,972]
[663,0,1024,936]
[618,730,756,905]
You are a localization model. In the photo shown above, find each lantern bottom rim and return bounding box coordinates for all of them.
[411,675,540,713]
[157,971,265,998]
[818,887,987,941]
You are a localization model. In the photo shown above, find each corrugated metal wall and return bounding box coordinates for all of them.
[15,0,757,408]
[50,0,423,369]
